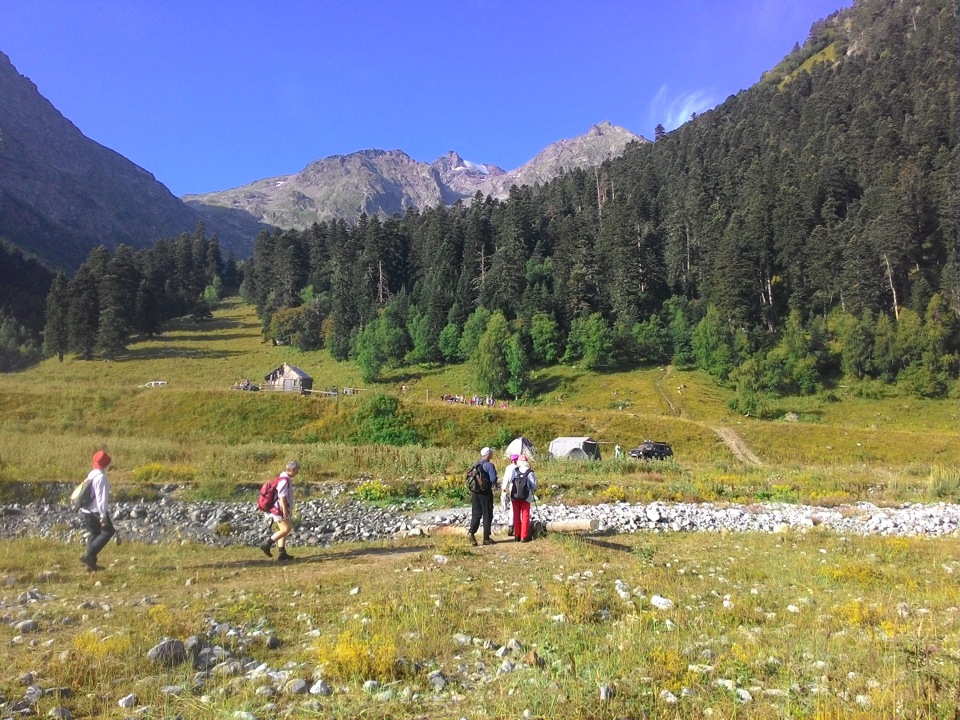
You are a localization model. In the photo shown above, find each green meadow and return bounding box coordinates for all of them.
[0,298,958,718]
[0,298,956,506]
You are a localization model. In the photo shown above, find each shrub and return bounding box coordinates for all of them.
[350,394,421,446]
[315,628,402,682]
[927,465,960,501]
[133,463,196,483]
[423,475,468,503]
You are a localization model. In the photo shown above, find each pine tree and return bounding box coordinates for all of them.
[42,272,70,361]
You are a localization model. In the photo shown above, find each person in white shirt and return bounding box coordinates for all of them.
[260,461,299,562]
[501,454,519,513]
[79,450,114,570]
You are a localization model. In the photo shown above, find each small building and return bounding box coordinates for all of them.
[262,363,313,395]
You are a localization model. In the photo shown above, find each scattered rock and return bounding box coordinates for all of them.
[147,638,188,667]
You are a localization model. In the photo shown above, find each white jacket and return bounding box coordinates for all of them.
[82,469,110,517]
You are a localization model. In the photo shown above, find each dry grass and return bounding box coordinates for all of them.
[1,530,957,718]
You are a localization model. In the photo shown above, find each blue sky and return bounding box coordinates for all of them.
[1,1,850,197]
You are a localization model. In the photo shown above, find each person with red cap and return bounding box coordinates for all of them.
[79,450,115,570]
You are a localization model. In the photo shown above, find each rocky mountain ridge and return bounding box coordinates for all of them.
[183,121,646,232]
[0,52,217,270]
[0,44,643,266]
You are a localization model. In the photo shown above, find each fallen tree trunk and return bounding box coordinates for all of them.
[418,518,598,537]
[544,518,599,533]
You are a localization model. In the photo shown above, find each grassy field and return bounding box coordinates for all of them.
[0,297,956,506]
[1,298,959,717]
[1,530,958,718]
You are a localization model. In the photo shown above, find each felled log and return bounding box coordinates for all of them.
[544,518,599,533]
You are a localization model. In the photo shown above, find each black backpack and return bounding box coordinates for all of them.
[465,461,490,493]
[511,468,531,501]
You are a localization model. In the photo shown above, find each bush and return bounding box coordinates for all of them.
[350,394,421,446]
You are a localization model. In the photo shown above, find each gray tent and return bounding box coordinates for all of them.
[548,436,601,460]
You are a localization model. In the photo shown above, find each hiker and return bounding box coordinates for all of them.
[79,450,115,570]
[468,447,497,546]
[501,454,520,535]
[509,455,538,542]
[615,444,623,459]
[260,460,299,562]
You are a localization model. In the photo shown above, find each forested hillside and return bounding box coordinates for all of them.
[40,0,959,409]
[232,0,958,404]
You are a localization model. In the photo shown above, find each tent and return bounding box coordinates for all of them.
[504,436,537,458]
[548,436,601,460]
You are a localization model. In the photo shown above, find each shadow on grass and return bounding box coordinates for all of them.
[527,374,563,396]
[581,536,635,553]
[185,544,431,570]
[156,333,259,343]
[119,347,246,361]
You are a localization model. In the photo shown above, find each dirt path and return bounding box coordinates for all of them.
[711,426,763,465]
[654,367,762,465]
[655,365,682,416]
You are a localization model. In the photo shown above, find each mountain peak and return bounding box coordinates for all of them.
[184,121,643,237]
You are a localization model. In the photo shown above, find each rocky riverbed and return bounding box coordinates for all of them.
[1,485,959,550]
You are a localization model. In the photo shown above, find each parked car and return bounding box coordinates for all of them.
[629,441,673,460]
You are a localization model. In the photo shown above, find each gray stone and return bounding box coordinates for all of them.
[147,638,188,667]
[117,693,138,708]
[284,679,308,695]
[309,679,332,696]
[427,670,447,690]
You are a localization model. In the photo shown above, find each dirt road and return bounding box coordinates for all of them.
[711,426,763,465]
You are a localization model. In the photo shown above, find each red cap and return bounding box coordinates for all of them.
[92,450,111,469]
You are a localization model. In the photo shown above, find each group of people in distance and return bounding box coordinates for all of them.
[467,446,537,545]
[74,444,535,571]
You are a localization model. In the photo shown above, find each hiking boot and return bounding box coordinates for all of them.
[276,550,293,563]
[259,539,274,558]
[80,553,98,571]
[521,537,531,543]
[482,536,495,545]
[515,536,522,542]
[468,533,478,547]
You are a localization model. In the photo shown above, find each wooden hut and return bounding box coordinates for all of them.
[262,363,313,395]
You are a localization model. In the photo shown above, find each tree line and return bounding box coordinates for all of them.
[29,0,960,407]
[41,225,237,361]
[236,0,958,404]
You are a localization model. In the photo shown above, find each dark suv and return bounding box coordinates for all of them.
[629,441,673,460]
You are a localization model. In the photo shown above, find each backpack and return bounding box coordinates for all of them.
[257,476,282,512]
[465,461,490,493]
[510,468,531,501]
[70,477,92,510]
